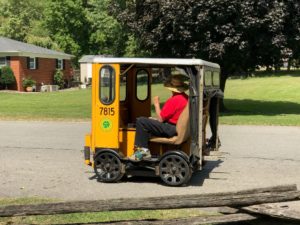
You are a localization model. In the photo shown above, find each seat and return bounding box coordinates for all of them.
[150,104,190,145]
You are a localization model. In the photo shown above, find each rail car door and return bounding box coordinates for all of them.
[91,64,120,150]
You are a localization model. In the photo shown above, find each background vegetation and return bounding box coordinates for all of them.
[221,74,300,125]
[1,0,299,72]
[0,0,137,63]
[112,0,300,94]
[0,66,15,89]
[0,73,299,125]
[0,0,299,124]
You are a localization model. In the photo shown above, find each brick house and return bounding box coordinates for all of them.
[0,37,73,91]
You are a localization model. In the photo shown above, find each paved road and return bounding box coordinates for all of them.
[0,121,299,201]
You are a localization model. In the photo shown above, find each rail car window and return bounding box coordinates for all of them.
[120,72,127,101]
[213,71,220,87]
[99,65,115,105]
[136,69,149,101]
[204,71,212,86]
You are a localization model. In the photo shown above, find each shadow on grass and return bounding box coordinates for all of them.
[229,70,300,80]
[222,99,300,116]
[254,69,300,77]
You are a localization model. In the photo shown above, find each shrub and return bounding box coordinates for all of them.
[0,66,15,89]
[54,69,64,88]
[22,77,36,88]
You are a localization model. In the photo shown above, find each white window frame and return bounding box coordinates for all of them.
[29,57,36,70]
[0,57,7,67]
[57,59,63,70]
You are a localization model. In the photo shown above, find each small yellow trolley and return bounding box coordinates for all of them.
[80,57,222,186]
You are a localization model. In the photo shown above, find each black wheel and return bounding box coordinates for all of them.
[94,152,124,182]
[159,154,192,186]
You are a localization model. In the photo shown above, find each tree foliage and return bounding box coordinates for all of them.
[0,0,52,48]
[1,0,299,77]
[284,0,300,66]
[43,0,133,61]
[112,0,300,89]
[0,0,39,41]
[87,0,127,56]
[53,69,65,88]
[44,0,90,59]
[0,0,135,65]
[0,66,15,89]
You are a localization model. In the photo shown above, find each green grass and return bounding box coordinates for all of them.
[0,198,219,225]
[0,197,59,206]
[0,88,91,120]
[0,73,299,126]
[221,75,300,126]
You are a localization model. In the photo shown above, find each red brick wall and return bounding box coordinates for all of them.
[9,56,72,91]
[63,60,73,84]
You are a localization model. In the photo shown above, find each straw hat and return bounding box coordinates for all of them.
[164,74,189,93]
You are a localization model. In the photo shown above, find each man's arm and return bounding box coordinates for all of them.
[153,96,163,122]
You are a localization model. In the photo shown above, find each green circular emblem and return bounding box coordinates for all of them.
[101,118,113,132]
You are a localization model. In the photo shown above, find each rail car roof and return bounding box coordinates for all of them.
[79,56,220,69]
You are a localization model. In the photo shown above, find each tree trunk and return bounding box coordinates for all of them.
[219,69,228,112]
[287,58,292,71]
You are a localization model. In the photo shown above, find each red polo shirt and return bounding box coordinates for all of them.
[160,92,188,124]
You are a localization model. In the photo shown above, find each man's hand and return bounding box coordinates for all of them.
[153,96,160,106]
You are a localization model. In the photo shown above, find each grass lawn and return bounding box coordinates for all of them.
[221,74,300,126]
[0,72,299,126]
[0,89,91,120]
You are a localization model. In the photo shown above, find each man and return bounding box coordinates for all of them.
[130,74,189,161]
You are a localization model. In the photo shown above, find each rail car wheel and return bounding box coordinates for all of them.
[94,152,124,182]
[159,154,192,186]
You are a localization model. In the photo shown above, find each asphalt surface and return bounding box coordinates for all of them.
[0,121,300,201]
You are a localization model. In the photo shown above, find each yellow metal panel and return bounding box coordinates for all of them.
[91,64,120,149]
[91,63,98,151]
[119,129,136,157]
[85,134,91,147]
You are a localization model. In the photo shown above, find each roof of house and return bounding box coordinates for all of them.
[0,37,73,59]
[79,55,220,68]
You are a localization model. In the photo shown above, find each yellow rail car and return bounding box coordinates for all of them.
[80,57,222,186]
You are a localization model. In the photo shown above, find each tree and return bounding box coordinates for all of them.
[86,0,146,57]
[0,0,57,49]
[0,66,15,89]
[86,0,126,56]
[112,0,300,109]
[44,0,90,61]
[0,0,46,42]
[283,0,300,69]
